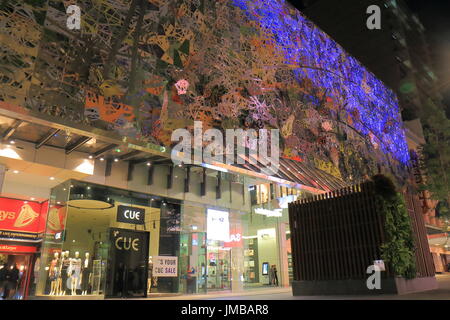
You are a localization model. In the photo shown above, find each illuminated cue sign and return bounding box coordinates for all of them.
[116,205,145,225]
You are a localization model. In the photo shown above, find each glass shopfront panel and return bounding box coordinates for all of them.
[36,180,181,298]
[35,176,305,297]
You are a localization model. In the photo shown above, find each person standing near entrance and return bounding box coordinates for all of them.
[272,265,279,286]
[0,263,8,298]
[269,265,274,285]
[2,263,19,299]
[6,264,20,299]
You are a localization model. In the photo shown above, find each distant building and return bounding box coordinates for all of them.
[298,0,441,120]
[296,0,449,273]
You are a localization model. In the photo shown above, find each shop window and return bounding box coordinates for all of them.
[35,180,181,298]
[249,185,257,205]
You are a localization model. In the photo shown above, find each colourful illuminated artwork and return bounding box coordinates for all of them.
[0,0,410,184]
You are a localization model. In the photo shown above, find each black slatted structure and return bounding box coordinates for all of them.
[288,181,436,295]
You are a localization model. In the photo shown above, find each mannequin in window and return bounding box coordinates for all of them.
[147,258,153,294]
[81,252,91,295]
[48,252,60,295]
[59,251,70,295]
[56,253,63,295]
[68,251,81,295]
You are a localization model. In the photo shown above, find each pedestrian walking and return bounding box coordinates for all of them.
[272,265,279,286]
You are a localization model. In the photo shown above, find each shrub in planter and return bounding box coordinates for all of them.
[372,174,417,279]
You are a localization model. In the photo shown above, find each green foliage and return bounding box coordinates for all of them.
[418,100,450,217]
[373,175,417,279]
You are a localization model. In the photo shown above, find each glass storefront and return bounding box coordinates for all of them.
[34,177,308,298]
[36,180,181,298]
[0,253,32,299]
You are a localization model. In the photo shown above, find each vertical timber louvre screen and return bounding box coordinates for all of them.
[289,181,435,282]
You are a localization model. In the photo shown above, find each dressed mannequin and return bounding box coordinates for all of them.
[147,258,153,294]
[56,254,63,295]
[59,251,70,295]
[48,252,60,295]
[81,252,92,295]
[68,251,81,295]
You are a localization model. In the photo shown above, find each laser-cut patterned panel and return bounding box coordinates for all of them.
[0,0,410,184]
[0,0,48,106]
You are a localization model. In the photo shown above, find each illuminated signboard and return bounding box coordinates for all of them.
[207,209,230,241]
[254,208,283,217]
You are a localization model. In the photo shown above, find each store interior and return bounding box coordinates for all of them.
[38,181,166,298]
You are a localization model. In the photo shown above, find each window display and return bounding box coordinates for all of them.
[34,176,297,297]
[243,238,259,283]
[206,243,231,291]
[36,180,183,298]
[59,251,70,295]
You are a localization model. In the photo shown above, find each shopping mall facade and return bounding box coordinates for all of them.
[0,0,414,298]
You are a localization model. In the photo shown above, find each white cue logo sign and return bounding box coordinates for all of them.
[117,205,145,225]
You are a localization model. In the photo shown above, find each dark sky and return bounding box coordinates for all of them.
[406,0,450,109]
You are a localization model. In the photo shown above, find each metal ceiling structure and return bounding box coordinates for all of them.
[0,111,347,194]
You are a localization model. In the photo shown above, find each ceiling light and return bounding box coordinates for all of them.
[57,201,61,204]
[99,157,104,161]
[30,197,35,201]
[114,158,119,162]
[13,170,19,174]
[88,155,93,159]
[146,162,151,166]
[10,140,15,144]
[49,177,55,180]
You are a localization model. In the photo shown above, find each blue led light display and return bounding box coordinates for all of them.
[232,0,410,165]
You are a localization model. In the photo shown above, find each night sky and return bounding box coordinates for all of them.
[406,0,450,111]
[289,0,450,113]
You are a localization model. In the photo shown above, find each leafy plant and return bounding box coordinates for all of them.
[372,175,417,279]
[418,99,450,219]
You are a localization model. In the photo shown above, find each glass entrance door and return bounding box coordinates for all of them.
[0,253,32,300]
[206,242,231,291]
[105,228,149,298]
[179,232,207,294]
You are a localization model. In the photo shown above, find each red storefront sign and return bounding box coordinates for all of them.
[0,197,50,241]
[224,229,243,248]
[0,244,37,253]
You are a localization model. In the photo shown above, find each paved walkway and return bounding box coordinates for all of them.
[154,274,450,300]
